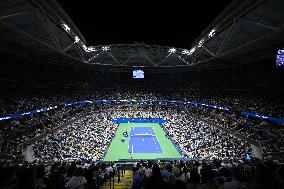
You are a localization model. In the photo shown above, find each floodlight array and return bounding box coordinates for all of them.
[102,46,110,51]
[181,50,190,55]
[165,27,217,59]
[167,48,193,56]
[189,47,196,55]
[198,39,205,47]
[208,28,216,38]
[61,21,105,55]
[187,28,217,57]
[168,48,176,53]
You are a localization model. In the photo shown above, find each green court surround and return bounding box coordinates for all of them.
[104,123,181,161]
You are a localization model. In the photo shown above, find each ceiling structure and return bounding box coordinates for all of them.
[0,0,284,69]
[55,0,231,49]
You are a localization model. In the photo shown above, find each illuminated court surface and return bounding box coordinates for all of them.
[104,123,181,161]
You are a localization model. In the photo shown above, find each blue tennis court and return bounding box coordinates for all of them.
[128,127,163,153]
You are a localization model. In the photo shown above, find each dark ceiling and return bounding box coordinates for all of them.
[56,0,233,49]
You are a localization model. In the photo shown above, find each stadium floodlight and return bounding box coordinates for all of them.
[189,47,196,55]
[86,46,97,52]
[208,28,216,38]
[182,49,190,55]
[82,44,88,51]
[62,23,71,33]
[198,39,205,47]
[82,45,97,52]
[168,48,176,53]
[102,46,110,51]
[75,36,80,43]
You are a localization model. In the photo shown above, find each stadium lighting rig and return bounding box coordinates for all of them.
[102,46,110,51]
[181,49,190,55]
[61,21,99,54]
[62,23,71,33]
[189,47,196,55]
[168,48,176,53]
[208,28,216,38]
[198,39,205,48]
[62,19,198,65]
[188,28,217,57]
[82,45,97,52]
[75,36,80,43]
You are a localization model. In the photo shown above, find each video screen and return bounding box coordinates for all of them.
[276,49,284,66]
[133,70,144,79]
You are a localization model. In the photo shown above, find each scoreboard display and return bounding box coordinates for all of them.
[133,70,144,79]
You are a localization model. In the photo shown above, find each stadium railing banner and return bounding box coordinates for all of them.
[190,101,229,111]
[0,99,284,124]
[241,111,284,123]
[64,100,92,106]
[0,105,58,121]
[0,100,93,121]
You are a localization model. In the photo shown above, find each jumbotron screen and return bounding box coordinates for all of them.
[276,49,284,66]
[133,70,144,79]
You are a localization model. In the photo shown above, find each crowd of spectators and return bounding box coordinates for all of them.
[1,158,284,189]
[0,105,93,157]
[31,110,250,162]
[0,160,115,189]
[1,89,283,118]
[0,89,283,163]
[163,110,249,160]
[129,159,284,189]
[33,113,117,162]
[187,101,284,153]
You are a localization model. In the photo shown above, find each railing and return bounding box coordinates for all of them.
[1,99,283,123]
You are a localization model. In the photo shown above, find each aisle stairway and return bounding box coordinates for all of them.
[100,170,132,189]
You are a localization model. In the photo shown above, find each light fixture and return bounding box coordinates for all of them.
[75,36,80,43]
[208,28,216,38]
[102,46,110,51]
[182,49,190,55]
[189,47,196,55]
[198,39,205,47]
[168,48,176,53]
[86,46,97,52]
[82,45,97,52]
[82,44,88,51]
[62,23,71,33]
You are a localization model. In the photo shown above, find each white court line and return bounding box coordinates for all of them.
[150,127,161,152]
[128,141,130,153]
[129,127,132,153]
[132,145,134,153]
[154,133,164,153]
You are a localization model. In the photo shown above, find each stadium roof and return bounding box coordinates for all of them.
[0,0,284,69]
